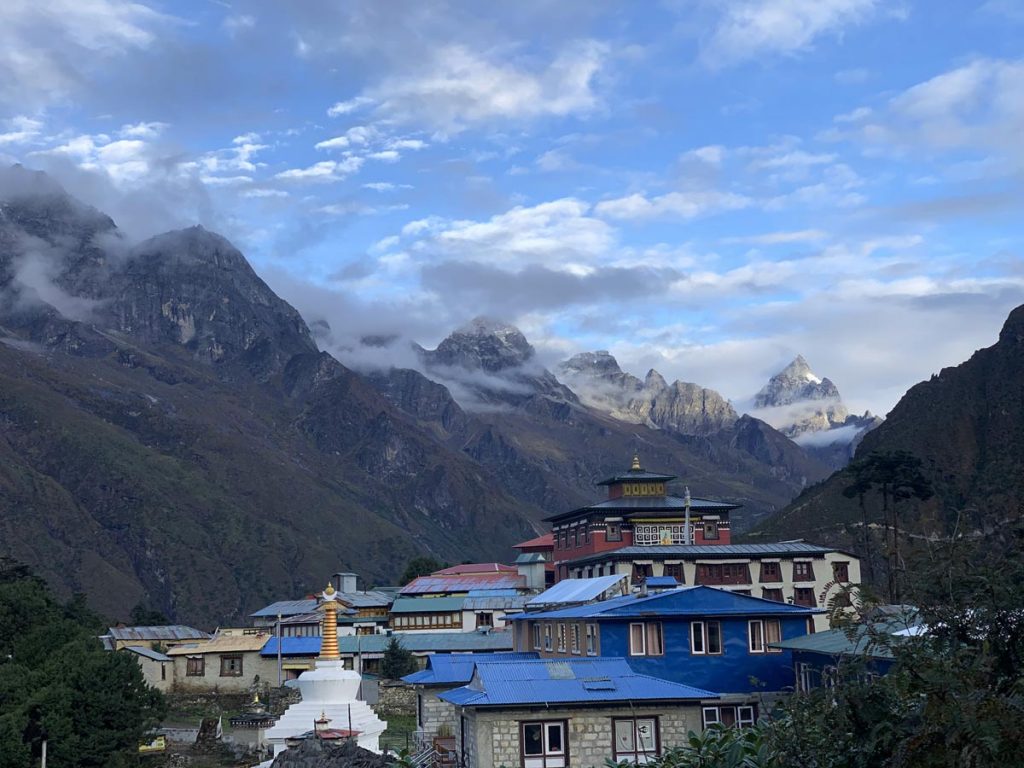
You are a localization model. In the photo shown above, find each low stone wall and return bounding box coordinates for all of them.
[376,681,416,716]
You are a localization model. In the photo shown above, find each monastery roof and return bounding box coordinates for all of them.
[513,533,554,550]
[400,573,526,595]
[546,495,739,522]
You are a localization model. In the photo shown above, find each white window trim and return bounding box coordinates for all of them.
[748,619,765,653]
[629,622,646,656]
[690,621,705,655]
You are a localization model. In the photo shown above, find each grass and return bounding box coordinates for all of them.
[380,713,417,754]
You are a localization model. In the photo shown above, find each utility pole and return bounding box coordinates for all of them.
[276,613,282,687]
[40,739,47,768]
[684,486,692,546]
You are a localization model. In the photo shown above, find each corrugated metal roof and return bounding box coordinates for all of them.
[596,471,677,485]
[107,625,211,642]
[250,599,318,618]
[565,542,844,566]
[167,632,271,655]
[463,596,530,611]
[439,657,717,707]
[515,585,821,620]
[261,631,515,657]
[513,533,554,549]
[400,573,526,595]
[250,592,393,618]
[390,597,466,613]
[546,495,739,522]
[771,624,901,659]
[403,652,540,685]
[526,575,628,609]
[124,646,172,662]
[645,576,680,588]
[433,563,517,575]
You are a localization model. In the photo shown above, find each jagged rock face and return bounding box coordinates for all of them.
[753,355,851,438]
[420,316,577,409]
[557,350,737,436]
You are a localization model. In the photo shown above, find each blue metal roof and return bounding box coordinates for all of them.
[403,652,540,685]
[261,631,515,657]
[124,646,172,662]
[438,657,717,707]
[526,575,627,609]
[250,599,318,618]
[645,576,679,588]
[390,597,466,613]
[513,586,822,620]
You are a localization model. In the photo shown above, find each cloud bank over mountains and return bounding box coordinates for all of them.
[2,0,1023,417]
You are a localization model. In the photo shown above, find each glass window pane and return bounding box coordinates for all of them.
[646,623,663,655]
[546,723,563,753]
[749,620,763,652]
[630,623,645,655]
[708,622,722,654]
[691,622,704,654]
[766,620,781,645]
[523,724,543,755]
[614,720,635,753]
[636,720,656,752]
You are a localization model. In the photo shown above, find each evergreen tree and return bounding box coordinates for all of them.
[400,556,446,585]
[380,637,419,680]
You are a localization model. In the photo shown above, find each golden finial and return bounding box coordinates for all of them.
[631,453,642,472]
[324,581,336,597]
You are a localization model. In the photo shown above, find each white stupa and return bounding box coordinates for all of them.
[263,582,387,757]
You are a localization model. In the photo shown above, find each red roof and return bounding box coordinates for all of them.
[433,563,516,575]
[513,533,554,550]
[401,573,526,595]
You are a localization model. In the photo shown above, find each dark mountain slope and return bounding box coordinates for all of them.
[752,304,1024,551]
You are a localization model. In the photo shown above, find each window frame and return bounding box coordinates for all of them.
[612,717,660,764]
[793,561,815,582]
[543,624,553,652]
[520,720,568,768]
[556,623,567,653]
[186,655,205,677]
[605,523,622,542]
[690,620,722,655]
[702,521,720,541]
[833,561,850,582]
[748,619,765,653]
[532,624,542,650]
[219,654,243,677]
[585,623,598,656]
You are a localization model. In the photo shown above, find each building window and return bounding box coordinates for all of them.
[690,621,722,655]
[628,622,664,656]
[793,561,815,581]
[634,523,693,546]
[703,521,719,541]
[161,665,167,681]
[662,563,684,583]
[747,619,782,653]
[797,662,815,692]
[794,588,817,607]
[613,718,659,764]
[631,563,653,585]
[220,655,243,677]
[543,624,553,652]
[571,528,579,547]
[570,624,581,655]
[697,563,751,585]
[606,523,622,542]
[833,562,850,582]
[476,612,494,628]
[186,656,205,676]
[762,588,784,602]
[585,623,598,655]
[759,561,782,582]
[556,624,567,653]
[532,624,542,650]
[702,705,756,729]
[521,721,566,768]
[806,617,816,635]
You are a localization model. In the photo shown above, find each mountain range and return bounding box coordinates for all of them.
[0,166,834,625]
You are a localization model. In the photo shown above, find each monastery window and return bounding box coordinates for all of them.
[833,562,850,582]
[690,621,723,655]
[628,622,664,656]
[571,528,579,547]
[521,721,567,768]
[761,588,784,602]
[794,588,817,607]
[663,563,685,583]
[635,524,691,546]
[631,562,653,585]
[606,523,622,542]
[585,623,598,655]
[759,562,782,582]
[703,521,719,540]
[793,561,815,581]
[186,656,205,676]
[613,717,659,764]
[219,655,243,677]
[697,563,751,585]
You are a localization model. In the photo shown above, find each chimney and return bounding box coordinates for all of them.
[334,572,358,594]
[516,554,546,591]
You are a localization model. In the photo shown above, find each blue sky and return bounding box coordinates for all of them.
[1,0,1022,416]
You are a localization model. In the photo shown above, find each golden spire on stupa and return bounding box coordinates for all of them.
[631,452,642,472]
[318,581,341,662]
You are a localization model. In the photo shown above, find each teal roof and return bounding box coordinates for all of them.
[261,631,514,657]
[390,597,466,613]
[770,625,896,659]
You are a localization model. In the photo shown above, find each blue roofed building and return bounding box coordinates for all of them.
[512,584,821,727]
[437,657,716,768]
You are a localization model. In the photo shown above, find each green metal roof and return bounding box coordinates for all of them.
[390,596,466,613]
[770,625,895,659]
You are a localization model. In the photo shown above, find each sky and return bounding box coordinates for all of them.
[1,0,1023,417]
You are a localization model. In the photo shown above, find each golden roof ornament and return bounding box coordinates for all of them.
[323,581,336,598]
[631,453,642,472]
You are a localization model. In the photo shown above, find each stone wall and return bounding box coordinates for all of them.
[376,681,416,716]
[416,688,458,734]
[457,705,702,768]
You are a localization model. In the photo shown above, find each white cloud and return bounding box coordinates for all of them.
[275,157,365,182]
[222,14,255,35]
[327,96,375,117]
[722,229,828,245]
[368,150,400,162]
[594,190,751,220]
[363,182,413,192]
[117,121,167,139]
[241,188,289,198]
[0,0,174,109]
[0,115,43,145]
[702,0,882,68]
[366,40,608,132]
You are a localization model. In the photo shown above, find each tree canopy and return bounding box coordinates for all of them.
[0,558,166,768]
[380,637,419,680]
[400,556,446,585]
